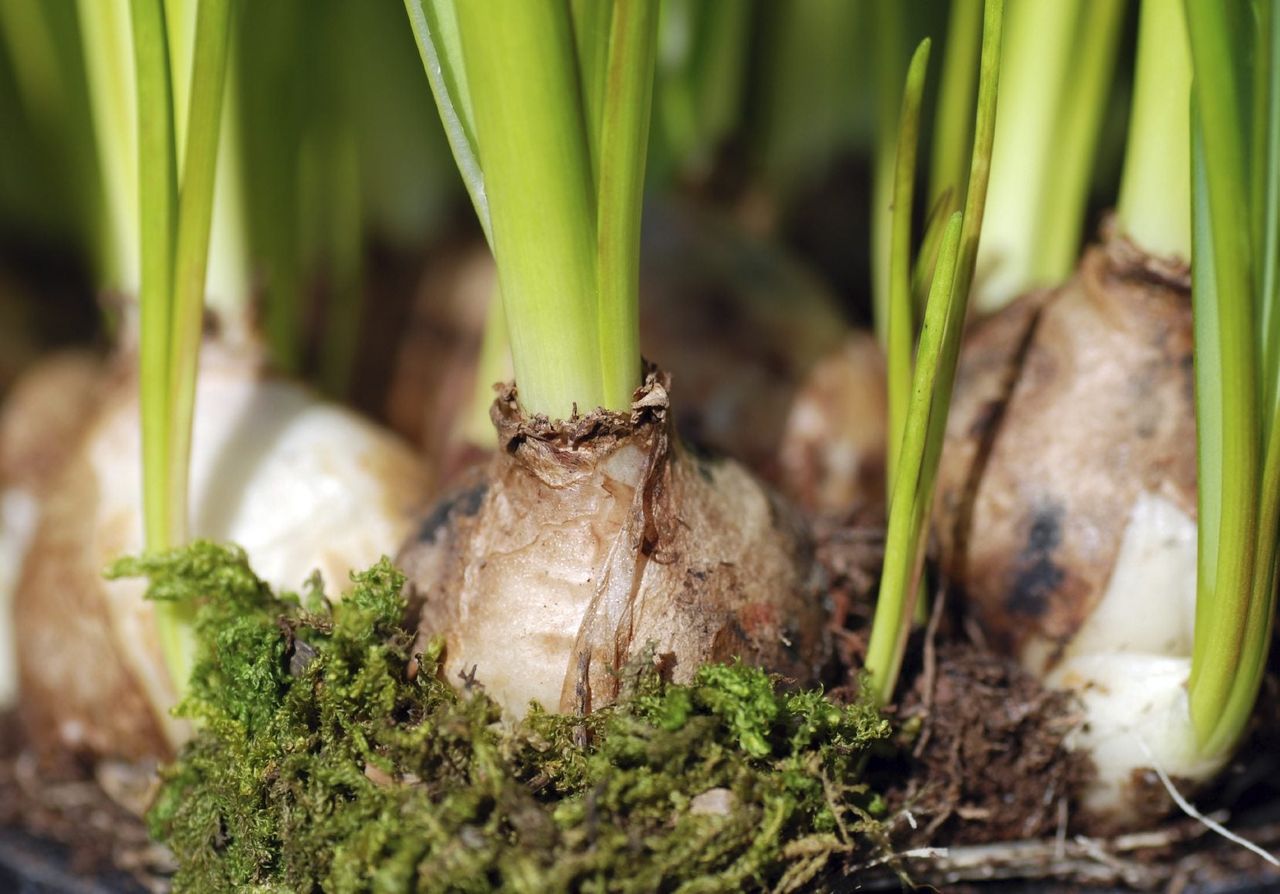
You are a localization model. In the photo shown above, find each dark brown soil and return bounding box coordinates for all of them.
[0,713,168,891]
[893,641,1093,845]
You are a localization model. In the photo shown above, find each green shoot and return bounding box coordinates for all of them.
[866,0,1004,706]
[570,0,610,178]
[1263,2,1280,393]
[752,0,867,201]
[886,38,932,493]
[870,0,907,348]
[167,0,233,540]
[927,0,981,218]
[409,0,656,420]
[1184,0,1276,758]
[1033,0,1124,280]
[132,0,179,553]
[650,0,751,182]
[79,0,139,295]
[131,0,234,690]
[1115,0,1192,261]
[595,1,657,411]
[453,2,603,419]
[403,0,490,245]
[976,0,1123,313]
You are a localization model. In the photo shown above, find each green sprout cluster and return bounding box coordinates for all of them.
[119,543,891,893]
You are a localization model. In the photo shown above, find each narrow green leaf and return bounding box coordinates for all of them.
[911,187,954,316]
[79,0,140,294]
[866,0,1005,705]
[130,0,178,552]
[886,38,932,493]
[596,0,657,410]
[571,0,612,182]
[928,0,981,217]
[1185,0,1262,747]
[1260,3,1280,410]
[167,0,234,548]
[871,0,907,348]
[1189,117,1224,690]
[404,0,491,244]
[1034,0,1125,281]
[1191,0,1280,757]
[951,0,1003,319]
[867,213,962,704]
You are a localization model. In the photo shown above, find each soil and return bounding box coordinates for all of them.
[0,714,167,892]
[893,640,1093,845]
[3,655,1279,892]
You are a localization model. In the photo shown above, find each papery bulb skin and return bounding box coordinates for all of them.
[937,231,1195,675]
[0,351,103,709]
[398,370,829,718]
[14,341,431,761]
[936,227,1205,827]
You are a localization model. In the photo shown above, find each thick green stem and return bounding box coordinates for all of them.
[1115,0,1192,260]
[454,0,601,419]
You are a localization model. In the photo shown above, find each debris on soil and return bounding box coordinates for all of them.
[812,507,884,678]
[891,641,1094,846]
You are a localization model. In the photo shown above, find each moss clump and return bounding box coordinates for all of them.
[121,542,891,893]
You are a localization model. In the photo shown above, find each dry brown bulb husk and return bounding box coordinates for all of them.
[398,368,830,718]
[935,222,1208,826]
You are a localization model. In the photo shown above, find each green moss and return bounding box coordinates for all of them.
[122,542,892,893]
